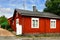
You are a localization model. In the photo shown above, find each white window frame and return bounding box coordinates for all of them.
[16,19,19,24]
[31,18,39,28]
[50,19,56,29]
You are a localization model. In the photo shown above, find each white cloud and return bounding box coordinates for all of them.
[0,7,14,18]
[0,12,13,18]
[38,9,43,12]
[0,7,13,13]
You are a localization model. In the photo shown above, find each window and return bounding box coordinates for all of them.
[16,19,19,24]
[50,19,56,28]
[31,18,39,28]
[13,21,14,25]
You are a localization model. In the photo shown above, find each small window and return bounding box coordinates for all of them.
[31,18,39,28]
[16,19,19,24]
[13,21,14,25]
[50,19,56,28]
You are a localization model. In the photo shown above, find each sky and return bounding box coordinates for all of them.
[0,0,46,18]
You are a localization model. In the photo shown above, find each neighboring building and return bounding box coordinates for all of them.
[8,6,60,35]
[8,17,12,25]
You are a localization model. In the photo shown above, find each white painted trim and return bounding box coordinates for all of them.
[31,18,39,28]
[50,19,56,21]
[50,19,56,29]
[16,24,22,35]
[16,18,22,35]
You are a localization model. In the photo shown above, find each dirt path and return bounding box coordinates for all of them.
[0,28,60,40]
[0,28,15,36]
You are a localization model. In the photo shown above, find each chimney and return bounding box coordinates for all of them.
[33,6,37,12]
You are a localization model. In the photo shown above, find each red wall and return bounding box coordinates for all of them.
[11,12,60,34]
[45,18,60,33]
[21,16,60,34]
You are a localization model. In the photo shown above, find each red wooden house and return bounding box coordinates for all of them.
[9,6,60,35]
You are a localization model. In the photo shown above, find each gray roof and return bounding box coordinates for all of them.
[15,9,60,19]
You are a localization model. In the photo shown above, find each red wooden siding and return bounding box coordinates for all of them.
[21,17,44,34]
[45,18,60,33]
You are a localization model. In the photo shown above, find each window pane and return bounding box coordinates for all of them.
[35,20,38,27]
[53,21,55,27]
[33,20,35,27]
